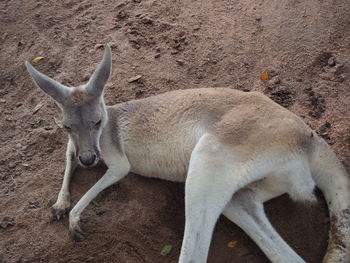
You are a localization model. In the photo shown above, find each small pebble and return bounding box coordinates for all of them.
[268,69,278,77]
[109,42,118,49]
[0,217,15,229]
[94,43,104,49]
[193,25,201,31]
[8,162,16,169]
[117,11,127,19]
[327,57,336,67]
[176,59,185,66]
[256,16,262,21]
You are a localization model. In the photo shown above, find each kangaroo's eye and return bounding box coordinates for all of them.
[95,119,102,127]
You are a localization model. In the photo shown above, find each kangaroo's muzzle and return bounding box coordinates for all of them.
[78,151,97,167]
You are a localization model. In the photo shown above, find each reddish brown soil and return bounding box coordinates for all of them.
[1,0,350,262]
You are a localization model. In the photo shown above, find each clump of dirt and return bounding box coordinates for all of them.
[269,86,295,108]
[306,86,326,119]
[1,0,350,263]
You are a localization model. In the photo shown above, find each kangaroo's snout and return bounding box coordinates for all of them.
[78,151,97,167]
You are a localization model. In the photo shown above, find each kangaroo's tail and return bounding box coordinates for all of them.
[310,135,350,263]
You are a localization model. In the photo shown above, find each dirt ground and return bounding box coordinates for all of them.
[1,0,350,262]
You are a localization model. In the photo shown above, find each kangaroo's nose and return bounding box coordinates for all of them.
[79,152,96,166]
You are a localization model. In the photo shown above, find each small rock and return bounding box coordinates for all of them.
[16,102,23,107]
[270,77,280,85]
[117,11,127,20]
[327,57,336,67]
[28,201,40,209]
[154,53,161,59]
[95,43,104,49]
[268,69,278,77]
[141,17,153,25]
[320,122,331,133]
[193,25,201,31]
[2,32,8,40]
[135,90,144,97]
[128,75,142,83]
[0,99,6,103]
[8,162,16,169]
[319,72,332,80]
[109,42,118,49]
[0,217,15,229]
[255,16,262,21]
[176,59,185,66]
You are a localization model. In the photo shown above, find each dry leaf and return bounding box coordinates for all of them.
[32,56,44,63]
[128,75,142,83]
[260,71,268,80]
[33,102,44,114]
[227,240,238,248]
[54,117,64,129]
[78,4,91,10]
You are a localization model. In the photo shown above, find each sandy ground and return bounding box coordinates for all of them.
[1,0,350,262]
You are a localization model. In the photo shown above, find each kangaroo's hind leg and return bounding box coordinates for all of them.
[223,188,305,263]
[178,134,263,263]
[223,156,317,263]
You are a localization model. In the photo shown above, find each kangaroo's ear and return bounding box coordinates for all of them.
[25,61,70,104]
[86,45,112,97]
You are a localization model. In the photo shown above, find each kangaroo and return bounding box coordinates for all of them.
[25,45,350,263]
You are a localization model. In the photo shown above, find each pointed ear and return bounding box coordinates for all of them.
[86,45,112,97]
[25,61,69,104]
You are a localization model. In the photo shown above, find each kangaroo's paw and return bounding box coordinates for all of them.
[69,214,86,241]
[51,200,71,220]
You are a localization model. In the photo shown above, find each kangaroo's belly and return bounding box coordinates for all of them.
[126,140,195,182]
[123,125,203,182]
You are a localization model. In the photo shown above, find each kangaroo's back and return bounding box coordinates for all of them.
[105,88,312,181]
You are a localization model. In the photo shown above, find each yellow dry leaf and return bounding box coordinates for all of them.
[260,71,268,80]
[227,240,238,248]
[78,4,91,10]
[32,56,44,63]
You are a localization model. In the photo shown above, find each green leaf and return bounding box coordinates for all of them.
[160,244,172,256]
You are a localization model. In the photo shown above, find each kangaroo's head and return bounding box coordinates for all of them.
[25,45,112,168]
